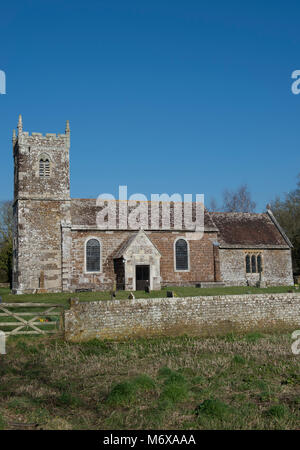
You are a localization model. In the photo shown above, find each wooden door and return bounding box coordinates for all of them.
[136,265,150,290]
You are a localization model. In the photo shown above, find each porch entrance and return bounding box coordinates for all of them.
[136,265,150,290]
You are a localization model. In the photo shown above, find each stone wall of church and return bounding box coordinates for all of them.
[219,248,294,286]
[68,230,218,291]
[13,132,70,201]
[64,292,300,341]
[12,127,71,294]
[12,199,67,294]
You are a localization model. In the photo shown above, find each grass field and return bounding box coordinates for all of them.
[0,285,298,307]
[0,331,299,430]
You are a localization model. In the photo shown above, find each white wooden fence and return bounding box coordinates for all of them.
[0,303,64,335]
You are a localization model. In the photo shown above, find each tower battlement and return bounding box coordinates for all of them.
[13,115,70,201]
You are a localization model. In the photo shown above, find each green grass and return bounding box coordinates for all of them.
[1,285,297,335]
[106,375,156,406]
[0,331,299,430]
[0,413,6,430]
[195,398,233,420]
[0,284,298,307]
[265,405,289,419]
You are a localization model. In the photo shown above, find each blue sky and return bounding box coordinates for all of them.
[0,0,300,211]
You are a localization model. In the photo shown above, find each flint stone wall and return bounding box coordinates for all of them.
[64,293,300,342]
[219,248,294,287]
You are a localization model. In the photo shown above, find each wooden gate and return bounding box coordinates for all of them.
[0,303,64,335]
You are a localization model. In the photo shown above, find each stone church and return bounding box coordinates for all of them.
[12,117,294,294]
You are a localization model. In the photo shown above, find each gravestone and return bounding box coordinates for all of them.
[0,331,6,355]
[166,291,174,298]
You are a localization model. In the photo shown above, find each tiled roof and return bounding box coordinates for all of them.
[70,199,217,231]
[210,212,291,248]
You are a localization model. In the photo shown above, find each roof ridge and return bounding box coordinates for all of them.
[210,211,266,215]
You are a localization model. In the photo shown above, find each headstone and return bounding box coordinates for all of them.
[75,288,92,292]
[69,297,80,306]
[0,331,6,355]
[294,275,300,285]
[166,291,174,298]
[257,272,266,288]
[39,270,45,289]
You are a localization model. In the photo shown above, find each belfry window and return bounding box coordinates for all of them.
[39,157,51,178]
[175,238,189,271]
[86,239,101,272]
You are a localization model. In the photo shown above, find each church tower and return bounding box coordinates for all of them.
[12,116,71,294]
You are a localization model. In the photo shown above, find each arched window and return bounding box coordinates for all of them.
[245,255,251,273]
[175,239,189,271]
[251,254,257,273]
[39,156,51,178]
[257,254,262,273]
[245,253,263,274]
[86,239,100,272]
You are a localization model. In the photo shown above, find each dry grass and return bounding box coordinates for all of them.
[0,331,299,430]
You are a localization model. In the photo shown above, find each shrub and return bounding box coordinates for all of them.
[266,404,288,419]
[0,413,6,430]
[79,339,114,355]
[106,381,137,406]
[195,398,232,420]
[159,368,189,406]
[245,332,264,342]
[56,392,82,407]
[132,374,156,391]
[158,366,173,378]
[160,383,189,404]
[106,373,156,406]
[232,355,246,364]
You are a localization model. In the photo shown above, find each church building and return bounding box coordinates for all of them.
[12,117,294,294]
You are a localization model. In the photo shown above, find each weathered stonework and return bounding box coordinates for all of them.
[12,116,71,294]
[12,117,294,294]
[64,293,300,341]
[218,248,294,286]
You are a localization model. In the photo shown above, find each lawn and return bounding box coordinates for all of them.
[0,285,298,307]
[0,331,299,430]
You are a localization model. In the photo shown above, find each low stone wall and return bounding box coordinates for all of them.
[64,293,300,342]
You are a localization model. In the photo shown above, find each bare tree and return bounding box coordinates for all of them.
[0,201,13,242]
[271,173,300,274]
[222,184,256,213]
[207,197,219,212]
[0,201,13,284]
